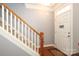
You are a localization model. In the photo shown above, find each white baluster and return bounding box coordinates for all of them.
[28,27,30,47]
[33,31,35,50]
[37,35,40,53]
[26,25,28,45]
[6,9,9,32]
[31,30,33,49]
[22,22,24,42]
[10,12,12,34]
[23,23,25,44]
[2,5,4,29]
[19,21,22,41]
[25,24,27,45]
[18,19,20,39]
[34,32,37,51]
[14,16,16,36]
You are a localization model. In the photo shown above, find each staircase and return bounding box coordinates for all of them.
[0,3,44,56]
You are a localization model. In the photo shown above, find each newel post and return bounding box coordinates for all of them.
[39,32,44,56]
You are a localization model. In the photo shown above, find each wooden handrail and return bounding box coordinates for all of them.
[1,3,44,55]
[39,32,44,56]
[2,3,40,35]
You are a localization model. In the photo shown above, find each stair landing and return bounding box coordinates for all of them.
[43,46,67,56]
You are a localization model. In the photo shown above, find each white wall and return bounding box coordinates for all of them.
[0,35,30,56]
[7,3,54,45]
[73,3,79,53]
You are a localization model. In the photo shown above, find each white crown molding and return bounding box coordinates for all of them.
[25,3,54,12]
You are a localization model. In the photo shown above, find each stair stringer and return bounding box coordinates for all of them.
[0,26,39,56]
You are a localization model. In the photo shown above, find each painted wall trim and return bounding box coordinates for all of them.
[0,27,39,56]
[44,44,56,47]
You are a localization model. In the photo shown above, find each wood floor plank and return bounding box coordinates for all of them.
[43,46,66,56]
[43,48,54,56]
[42,46,79,56]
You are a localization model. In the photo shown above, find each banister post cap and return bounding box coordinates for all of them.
[40,32,44,35]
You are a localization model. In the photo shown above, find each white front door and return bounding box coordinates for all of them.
[55,5,72,55]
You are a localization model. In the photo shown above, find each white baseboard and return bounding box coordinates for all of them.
[73,49,79,55]
[44,44,56,47]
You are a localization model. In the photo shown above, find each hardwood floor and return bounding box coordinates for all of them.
[43,46,67,56]
[43,46,79,56]
[72,53,79,56]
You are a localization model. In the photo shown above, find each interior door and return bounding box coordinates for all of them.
[55,5,72,55]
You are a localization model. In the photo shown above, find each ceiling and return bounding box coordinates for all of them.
[25,3,56,12]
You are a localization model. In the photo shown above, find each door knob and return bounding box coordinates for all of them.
[68,32,70,34]
[68,35,71,37]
